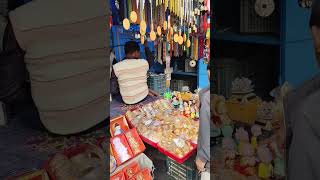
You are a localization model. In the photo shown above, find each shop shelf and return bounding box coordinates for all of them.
[214,31,280,45]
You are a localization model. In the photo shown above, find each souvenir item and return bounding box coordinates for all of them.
[190,107,196,119]
[255,0,275,17]
[172,96,179,108]
[123,18,130,30]
[150,29,156,41]
[222,137,236,168]
[111,134,134,165]
[110,155,117,174]
[239,142,256,169]
[189,60,196,67]
[195,106,200,118]
[123,162,141,179]
[231,77,254,94]
[129,168,152,180]
[257,145,273,179]
[251,125,262,150]
[130,11,138,23]
[173,34,179,42]
[163,20,168,30]
[157,26,162,36]
[125,128,146,156]
[213,95,232,126]
[270,142,285,178]
[110,116,130,137]
[226,92,261,124]
[48,154,76,180]
[110,171,126,180]
[235,127,249,151]
[186,39,191,47]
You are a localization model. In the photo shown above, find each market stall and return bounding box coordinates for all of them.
[110,0,210,179]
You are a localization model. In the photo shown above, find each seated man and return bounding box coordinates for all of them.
[111,41,149,104]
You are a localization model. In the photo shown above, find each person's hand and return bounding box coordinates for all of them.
[195,158,206,172]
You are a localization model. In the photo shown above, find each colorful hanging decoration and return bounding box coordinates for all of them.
[123,18,130,30]
[130,11,138,23]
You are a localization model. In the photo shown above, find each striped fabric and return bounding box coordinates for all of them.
[113,59,149,104]
[9,0,109,135]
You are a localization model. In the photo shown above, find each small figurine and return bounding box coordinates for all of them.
[239,143,256,167]
[235,127,249,151]
[184,102,190,117]
[213,95,232,126]
[114,123,124,136]
[190,107,196,119]
[222,137,236,169]
[188,100,193,107]
[251,125,262,150]
[195,106,200,118]
[179,98,184,113]
[237,142,256,176]
[172,96,179,108]
[270,142,285,179]
[257,145,273,179]
[265,120,273,131]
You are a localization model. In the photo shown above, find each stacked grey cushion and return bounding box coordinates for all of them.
[9,0,109,135]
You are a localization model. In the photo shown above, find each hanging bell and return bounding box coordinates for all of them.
[178,36,183,45]
[173,34,179,42]
[157,26,162,36]
[183,34,187,42]
[170,27,174,35]
[123,18,130,30]
[186,39,191,48]
[163,21,168,30]
[140,20,147,32]
[130,11,138,23]
[150,31,157,41]
[206,29,210,39]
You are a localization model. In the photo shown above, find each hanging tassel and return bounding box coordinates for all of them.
[158,40,162,64]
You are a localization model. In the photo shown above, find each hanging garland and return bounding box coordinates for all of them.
[117,0,210,65]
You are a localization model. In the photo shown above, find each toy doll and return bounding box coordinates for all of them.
[270,142,285,179]
[213,95,231,126]
[235,127,249,152]
[251,125,262,150]
[114,123,124,136]
[222,137,236,169]
[184,102,190,117]
[195,106,200,119]
[257,145,273,179]
[237,142,256,176]
[172,96,179,108]
[190,107,196,119]
[221,126,236,168]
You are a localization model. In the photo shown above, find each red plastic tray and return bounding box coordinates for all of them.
[157,143,197,164]
[139,134,158,148]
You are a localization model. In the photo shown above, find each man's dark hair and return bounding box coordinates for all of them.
[310,0,320,27]
[124,41,140,55]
